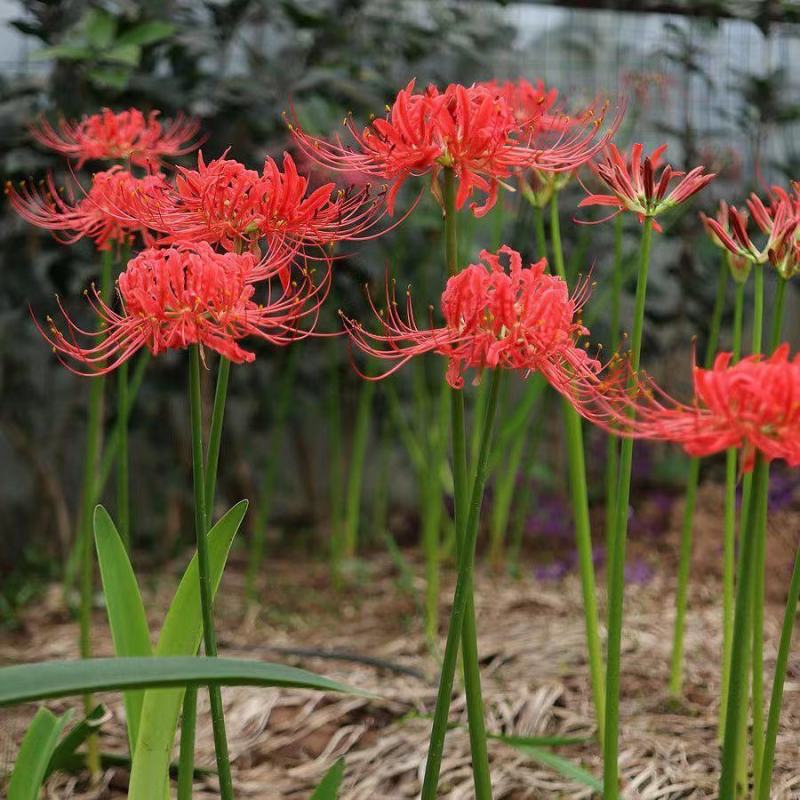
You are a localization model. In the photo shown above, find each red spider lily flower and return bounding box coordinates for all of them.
[124,151,389,254]
[633,345,800,473]
[699,201,753,282]
[37,242,330,374]
[30,108,201,168]
[290,80,621,218]
[480,79,560,130]
[579,143,715,230]
[6,167,171,251]
[340,245,649,431]
[701,192,800,278]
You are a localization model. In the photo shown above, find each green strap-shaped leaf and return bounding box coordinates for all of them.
[45,704,106,778]
[94,506,152,752]
[510,744,603,793]
[8,707,71,800]
[310,758,345,799]
[0,657,353,705]
[129,500,247,798]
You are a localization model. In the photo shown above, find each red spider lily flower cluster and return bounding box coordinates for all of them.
[39,242,329,373]
[121,151,390,256]
[701,189,800,279]
[341,245,646,430]
[30,108,201,168]
[6,167,171,251]
[633,345,800,473]
[580,143,715,230]
[290,80,620,217]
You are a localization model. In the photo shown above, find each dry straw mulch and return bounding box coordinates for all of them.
[1,484,799,799]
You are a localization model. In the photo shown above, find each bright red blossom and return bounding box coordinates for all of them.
[580,143,714,229]
[634,345,800,472]
[125,151,388,254]
[30,108,201,167]
[341,245,639,430]
[38,242,329,373]
[702,189,800,279]
[6,167,170,251]
[291,80,620,217]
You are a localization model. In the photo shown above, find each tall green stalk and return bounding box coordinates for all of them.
[719,278,745,740]
[605,214,624,554]
[751,274,788,789]
[74,247,113,777]
[421,166,493,800]
[533,205,548,262]
[188,347,234,799]
[177,686,198,800]
[669,255,728,696]
[116,360,130,550]
[549,195,606,743]
[421,367,502,800]
[719,456,768,800]
[604,216,654,799]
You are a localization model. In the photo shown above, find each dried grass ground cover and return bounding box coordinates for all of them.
[1,483,799,799]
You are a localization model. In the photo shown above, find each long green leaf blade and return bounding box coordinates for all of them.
[94,505,152,751]
[8,707,71,800]
[310,758,345,799]
[0,656,354,705]
[130,500,245,798]
[45,704,106,778]
[512,744,602,793]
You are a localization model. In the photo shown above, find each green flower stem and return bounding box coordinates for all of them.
[756,538,800,800]
[75,247,114,778]
[246,348,299,605]
[548,195,565,278]
[422,166,492,800]
[725,266,764,792]
[719,278,745,741]
[719,456,768,800]
[669,255,728,697]
[604,216,654,800]
[533,205,548,262]
[604,214,624,554]
[188,346,234,800]
[422,384,448,645]
[95,351,150,498]
[177,686,198,800]
[751,274,788,788]
[116,360,130,551]
[549,197,606,743]
[204,356,231,520]
[421,368,502,800]
[343,378,376,558]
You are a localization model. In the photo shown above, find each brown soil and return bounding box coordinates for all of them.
[1,481,799,799]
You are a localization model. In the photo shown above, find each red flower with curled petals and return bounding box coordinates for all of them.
[31,108,201,168]
[579,143,714,230]
[290,80,621,218]
[123,151,389,254]
[631,345,800,473]
[37,242,330,375]
[699,201,756,281]
[340,245,650,432]
[6,166,170,251]
[701,190,800,278]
